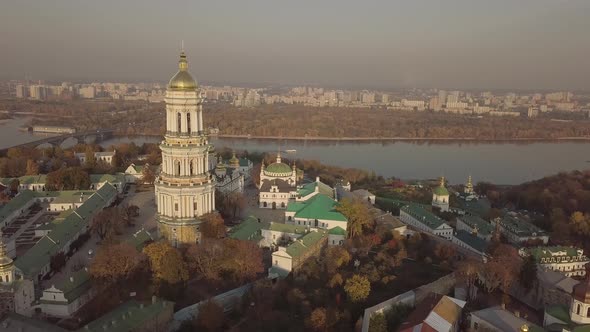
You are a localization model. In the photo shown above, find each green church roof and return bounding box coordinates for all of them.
[265,162,292,174]
[328,226,347,236]
[433,185,449,196]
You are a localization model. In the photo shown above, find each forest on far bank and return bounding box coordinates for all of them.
[3,99,590,140]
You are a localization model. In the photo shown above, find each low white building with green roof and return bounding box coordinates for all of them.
[520,246,589,277]
[494,213,549,245]
[40,268,95,317]
[15,183,118,282]
[89,173,126,193]
[456,215,494,241]
[399,204,453,240]
[270,229,328,278]
[296,177,335,201]
[261,222,309,248]
[229,216,267,245]
[0,190,37,229]
[124,163,145,184]
[285,193,348,234]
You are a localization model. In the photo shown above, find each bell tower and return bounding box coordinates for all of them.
[155,51,216,247]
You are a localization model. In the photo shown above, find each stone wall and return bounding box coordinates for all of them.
[414,273,456,303]
[360,273,456,332]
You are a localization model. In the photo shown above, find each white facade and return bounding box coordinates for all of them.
[399,207,453,240]
[75,151,115,165]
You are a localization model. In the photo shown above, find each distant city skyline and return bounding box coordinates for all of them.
[1,0,589,90]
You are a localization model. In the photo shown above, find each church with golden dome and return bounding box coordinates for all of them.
[154,51,216,246]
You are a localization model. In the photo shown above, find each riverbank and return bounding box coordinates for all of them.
[111,133,590,143]
[214,134,590,142]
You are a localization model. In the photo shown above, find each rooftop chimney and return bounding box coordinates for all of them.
[70,276,74,283]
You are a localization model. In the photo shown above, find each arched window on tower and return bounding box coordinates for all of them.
[577,303,581,315]
[187,113,191,134]
[190,160,194,175]
[177,113,182,133]
[176,161,181,176]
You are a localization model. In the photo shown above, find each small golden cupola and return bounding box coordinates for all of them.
[168,51,198,91]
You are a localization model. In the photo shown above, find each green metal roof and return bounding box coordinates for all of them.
[499,214,547,237]
[400,204,447,229]
[297,181,335,199]
[292,194,347,222]
[90,173,125,184]
[433,185,449,196]
[126,229,154,250]
[286,201,306,212]
[527,246,583,260]
[458,215,494,236]
[239,158,250,167]
[229,216,267,241]
[265,162,292,174]
[328,226,346,236]
[53,269,91,303]
[545,305,571,324]
[15,184,117,278]
[0,190,36,222]
[268,222,308,234]
[81,299,174,332]
[454,230,488,253]
[18,175,47,185]
[286,230,327,258]
[49,191,95,205]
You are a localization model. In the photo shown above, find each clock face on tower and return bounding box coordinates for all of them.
[154,51,216,247]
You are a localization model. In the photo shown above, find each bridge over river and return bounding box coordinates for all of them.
[0,129,115,153]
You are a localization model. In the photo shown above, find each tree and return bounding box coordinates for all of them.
[141,164,155,184]
[220,238,264,283]
[482,244,522,293]
[25,159,39,175]
[84,146,97,170]
[91,207,122,241]
[200,212,226,239]
[186,239,225,281]
[9,179,19,193]
[337,198,374,238]
[519,255,538,291]
[194,300,224,331]
[143,241,189,285]
[434,243,456,261]
[368,313,387,332]
[571,211,590,236]
[50,252,67,273]
[344,274,370,302]
[90,243,145,288]
[226,192,247,219]
[328,273,344,288]
[307,307,327,331]
[120,203,139,227]
[325,246,351,274]
[456,260,481,300]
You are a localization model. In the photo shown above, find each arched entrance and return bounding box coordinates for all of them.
[272,202,276,210]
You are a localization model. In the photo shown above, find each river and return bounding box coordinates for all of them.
[1,118,588,185]
[99,135,590,185]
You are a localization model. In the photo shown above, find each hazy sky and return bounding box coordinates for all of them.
[1,0,589,90]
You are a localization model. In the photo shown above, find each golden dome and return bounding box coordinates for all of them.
[168,51,198,91]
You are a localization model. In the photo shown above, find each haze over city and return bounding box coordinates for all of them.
[1,0,590,90]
